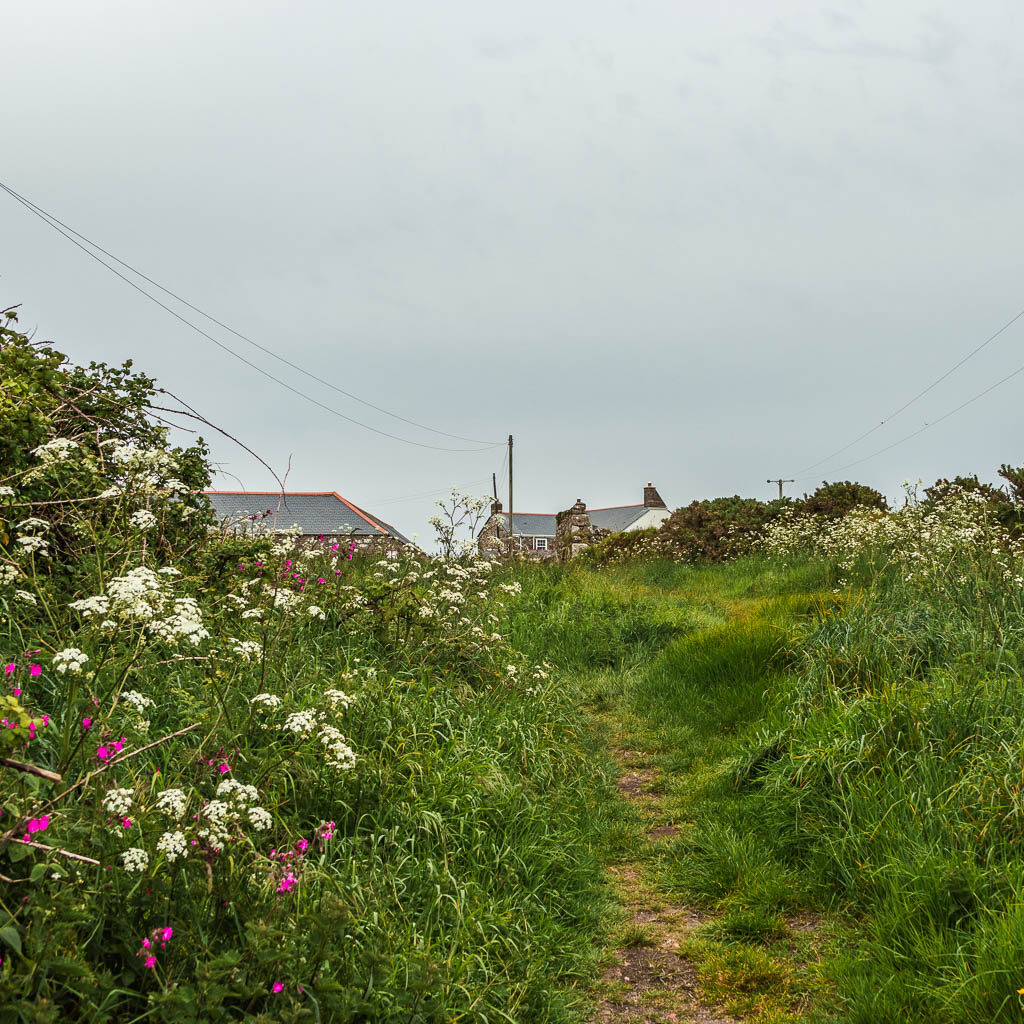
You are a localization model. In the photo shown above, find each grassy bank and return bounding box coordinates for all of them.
[505,501,1024,1023]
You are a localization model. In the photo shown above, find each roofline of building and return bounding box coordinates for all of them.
[203,490,388,537]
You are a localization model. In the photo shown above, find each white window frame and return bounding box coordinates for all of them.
[535,537,548,551]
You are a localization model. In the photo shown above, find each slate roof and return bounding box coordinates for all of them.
[494,505,651,538]
[205,491,410,543]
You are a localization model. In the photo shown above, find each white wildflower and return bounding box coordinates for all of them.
[121,690,154,713]
[16,535,48,555]
[323,689,353,710]
[283,710,317,737]
[14,590,36,606]
[0,564,18,585]
[32,437,80,463]
[129,509,158,531]
[231,639,263,662]
[241,608,264,620]
[158,566,181,577]
[53,648,89,674]
[216,779,259,805]
[250,692,282,710]
[154,788,188,819]
[103,788,134,816]
[17,517,49,533]
[97,486,121,499]
[318,725,356,770]
[121,847,150,873]
[69,594,110,618]
[306,605,326,620]
[156,830,188,862]
[248,807,272,831]
[0,485,14,498]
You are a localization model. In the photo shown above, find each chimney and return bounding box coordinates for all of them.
[643,483,666,509]
[491,499,503,516]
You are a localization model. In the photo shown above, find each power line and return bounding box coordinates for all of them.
[0,180,503,452]
[797,354,1024,481]
[794,304,1024,475]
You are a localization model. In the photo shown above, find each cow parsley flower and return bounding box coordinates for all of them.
[154,788,187,819]
[283,711,317,737]
[69,595,110,618]
[0,485,14,498]
[103,788,134,816]
[231,639,262,662]
[248,807,272,831]
[306,605,326,620]
[121,690,154,713]
[250,693,282,710]
[156,830,188,862]
[318,726,356,770]
[323,689,353,710]
[241,608,264,620]
[53,648,89,674]
[129,510,158,531]
[16,535,48,555]
[121,847,150,873]
[15,590,37,606]
[32,437,80,463]
[216,779,259,805]
[17,517,50,533]
[0,564,18,585]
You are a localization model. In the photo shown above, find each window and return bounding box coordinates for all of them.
[535,537,548,551]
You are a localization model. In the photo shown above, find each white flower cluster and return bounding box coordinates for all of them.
[120,847,149,872]
[0,564,19,585]
[283,710,317,737]
[122,847,150,873]
[250,692,282,710]
[17,517,49,533]
[103,788,134,816]
[148,596,209,646]
[156,830,188,862]
[16,535,48,555]
[155,788,188,819]
[323,689,353,710]
[32,437,80,463]
[129,509,158,531]
[0,485,15,498]
[197,779,271,849]
[307,605,326,620]
[318,725,357,770]
[230,639,263,662]
[53,648,89,674]
[121,690,154,714]
[15,590,37,605]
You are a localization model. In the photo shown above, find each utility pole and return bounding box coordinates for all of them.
[507,434,514,555]
[767,478,794,500]
[492,472,498,502]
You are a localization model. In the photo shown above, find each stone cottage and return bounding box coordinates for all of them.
[477,484,670,559]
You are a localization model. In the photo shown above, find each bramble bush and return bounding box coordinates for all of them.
[0,318,607,1022]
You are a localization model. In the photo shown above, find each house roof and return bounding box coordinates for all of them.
[204,491,411,543]
[493,505,652,538]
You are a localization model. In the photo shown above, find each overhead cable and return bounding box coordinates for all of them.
[0,180,502,453]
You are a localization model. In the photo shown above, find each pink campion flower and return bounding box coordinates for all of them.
[96,746,110,760]
[113,737,126,753]
[142,938,151,948]
[11,688,21,696]
[272,982,284,993]
[277,873,297,893]
[296,838,309,854]
[331,544,339,551]
[318,578,325,584]
[41,715,49,726]
[144,955,157,969]
[121,817,132,830]
[218,764,231,774]
[161,926,173,941]
[4,664,14,675]
[82,717,92,730]
[29,665,41,677]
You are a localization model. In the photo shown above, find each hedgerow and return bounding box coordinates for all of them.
[0,315,607,1022]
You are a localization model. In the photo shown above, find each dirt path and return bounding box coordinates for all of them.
[590,748,735,1024]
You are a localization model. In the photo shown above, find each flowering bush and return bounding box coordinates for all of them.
[0,316,603,1020]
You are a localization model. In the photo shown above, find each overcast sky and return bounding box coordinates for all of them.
[4,1,1023,541]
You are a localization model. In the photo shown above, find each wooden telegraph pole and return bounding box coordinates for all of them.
[507,434,514,556]
[767,478,794,500]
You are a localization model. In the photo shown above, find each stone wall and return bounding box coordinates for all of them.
[553,499,608,562]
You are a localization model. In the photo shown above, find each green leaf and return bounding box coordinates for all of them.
[30,861,48,883]
[0,923,22,956]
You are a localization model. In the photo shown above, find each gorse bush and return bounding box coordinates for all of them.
[0,322,607,1022]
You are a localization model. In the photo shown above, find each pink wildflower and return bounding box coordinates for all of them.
[96,746,109,760]
[218,764,231,774]
[142,938,151,948]
[144,955,157,969]
[29,665,41,677]
[272,981,284,993]
[277,873,297,893]
[4,664,14,675]
[11,688,21,696]
[121,817,132,830]
[161,926,173,941]
[82,717,92,730]
[296,838,309,854]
